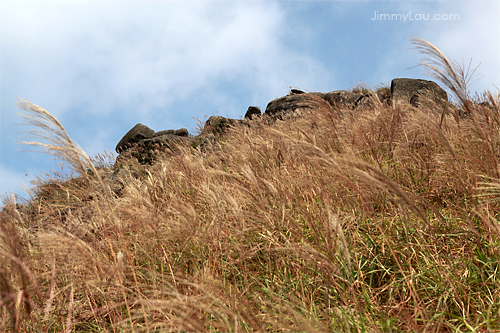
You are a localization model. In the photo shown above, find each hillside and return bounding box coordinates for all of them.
[1,38,500,332]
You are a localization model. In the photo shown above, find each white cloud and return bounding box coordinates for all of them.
[1,1,335,197]
[2,1,330,122]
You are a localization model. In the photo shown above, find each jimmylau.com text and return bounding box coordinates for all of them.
[371,11,460,22]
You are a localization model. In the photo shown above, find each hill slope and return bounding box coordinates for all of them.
[2,38,500,332]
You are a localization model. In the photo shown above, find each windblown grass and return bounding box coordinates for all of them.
[1,38,500,332]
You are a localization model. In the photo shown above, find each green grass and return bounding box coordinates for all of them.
[2,38,500,332]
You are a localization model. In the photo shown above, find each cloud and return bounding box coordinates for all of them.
[1,1,335,198]
[2,2,330,119]
[1,0,336,148]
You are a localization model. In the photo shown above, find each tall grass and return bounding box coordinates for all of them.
[1,38,500,332]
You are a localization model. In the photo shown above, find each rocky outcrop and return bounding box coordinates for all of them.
[115,123,155,153]
[263,88,390,120]
[202,116,244,135]
[154,128,189,138]
[112,78,448,173]
[115,124,190,154]
[115,134,193,166]
[245,106,261,119]
[114,123,194,167]
[391,78,448,106]
[264,92,330,120]
[320,90,365,107]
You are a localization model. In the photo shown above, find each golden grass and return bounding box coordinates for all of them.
[1,38,500,332]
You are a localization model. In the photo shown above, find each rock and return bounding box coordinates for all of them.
[154,128,189,137]
[114,124,193,166]
[115,134,193,166]
[141,134,192,149]
[111,78,452,170]
[320,90,366,108]
[353,91,391,108]
[264,90,373,120]
[115,123,155,153]
[391,78,448,106]
[264,92,330,120]
[203,116,243,135]
[245,106,261,119]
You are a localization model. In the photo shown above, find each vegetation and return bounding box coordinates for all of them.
[2,38,500,332]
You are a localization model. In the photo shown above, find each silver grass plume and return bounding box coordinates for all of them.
[410,36,482,109]
[15,98,97,179]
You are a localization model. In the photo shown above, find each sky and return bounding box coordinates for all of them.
[1,0,499,207]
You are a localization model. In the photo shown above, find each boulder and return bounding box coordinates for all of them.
[264,90,375,120]
[245,106,261,119]
[115,123,155,153]
[391,78,448,106]
[264,92,330,120]
[154,128,189,137]
[115,134,193,166]
[203,116,244,135]
[290,89,305,94]
[320,90,366,108]
[354,90,391,108]
[142,134,192,148]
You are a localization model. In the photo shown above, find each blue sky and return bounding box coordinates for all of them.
[1,1,499,206]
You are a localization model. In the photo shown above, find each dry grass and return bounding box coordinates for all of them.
[2,38,500,332]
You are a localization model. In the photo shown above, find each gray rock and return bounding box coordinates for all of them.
[115,123,155,153]
[264,93,330,120]
[115,134,193,166]
[141,134,191,149]
[391,78,448,106]
[321,90,366,108]
[354,91,390,108]
[154,128,189,137]
[203,116,243,135]
[264,90,375,120]
[245,106,261,119]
